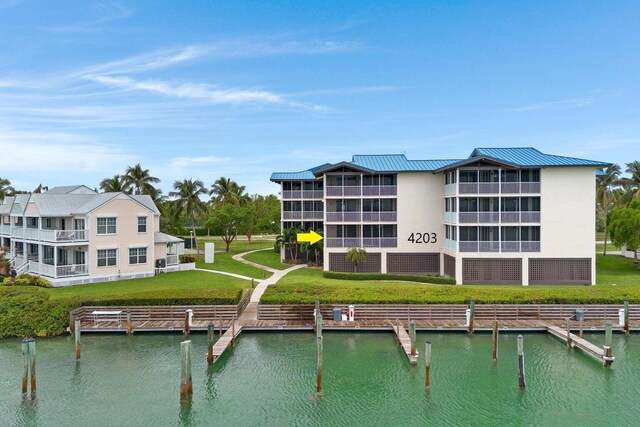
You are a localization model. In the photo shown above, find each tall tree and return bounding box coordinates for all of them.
[124,163,160,197]
[0,178,15,201]
[597,165,621,255]
[206,204,244,252]
[99,175,131,193]
[169,179,208,255]
[209,177,249,206]
[609,200,640,266]
[620,161,640,203]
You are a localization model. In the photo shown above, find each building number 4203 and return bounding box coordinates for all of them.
[407,232,437,244]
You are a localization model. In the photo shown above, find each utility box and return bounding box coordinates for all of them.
[205,242,215,264]
[575,309,585,322]
[333,308,343,321]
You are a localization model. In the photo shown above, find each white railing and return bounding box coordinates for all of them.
[362,185,397,196]
[0,223,9,235]
[444,183,457,196]
[326,237,362,248]
[362,211,397,222]
[29,262,89,278]
[7,227,88,242]
[11,227,24,238]
[167,255,179,265]
[444,239,457,251]
[444,212,457,223]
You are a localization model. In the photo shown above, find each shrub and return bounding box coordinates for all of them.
[179,254,196,264]
[323,271,456,285]
[14,274,52,288]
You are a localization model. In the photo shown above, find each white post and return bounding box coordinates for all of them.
[186,309,193,327]
[204,243,215,264]
[465,308,471,327]
[618,309,625,327]
[348,305,355,321]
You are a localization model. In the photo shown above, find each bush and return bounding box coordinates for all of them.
[14,274,52,288]
[180,254,196,264]
[0,276,4,285]
[323,271,455,285]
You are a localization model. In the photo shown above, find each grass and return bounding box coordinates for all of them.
[242,249,289,270]
[596,243,621,252]
[262,255,640,304]
[193,239,275,279]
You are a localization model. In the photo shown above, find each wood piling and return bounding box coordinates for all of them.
[492,320,499,362]
[468,300,475,335]
[218,315,222,338]
[316,312,323,338]
[28,338,36,398]
[566,318,572,349]
[316,335,323,398]
[409,320,417,357]
[75,319,81,361]
[624,299,630,335]
[183,311,190,335]
[424,340,431,391]
[207,322,215,366]
[180,340,193,398]
[232,315,237,347]
[604,321,613,367]
[127,312,133,335]
[314,297,320,333]
[517,334,525,389]
[21,339,29,395]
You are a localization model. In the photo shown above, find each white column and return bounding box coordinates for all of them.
[522,257,529,286]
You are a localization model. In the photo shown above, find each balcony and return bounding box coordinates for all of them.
[452,211,540,224]
[0,223,9,235]
[326,212,361,222]
[12,228,89,243]
[502,182,541,194]
[454,182,540,195]
[326,237,362,248]
[501,212,541,223]
[458,212,501,224]
[326,186,361,197]
[362,211,397,222]
[282,190,302,199]
[167,254,179,265]
[283,211,302,220]
[362,237,397,248]
[362,185,397,196]
[457,240,540,253]
[303,211,323,220]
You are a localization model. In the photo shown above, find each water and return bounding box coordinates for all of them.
[0,331,638,426]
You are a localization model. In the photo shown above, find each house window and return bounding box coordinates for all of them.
[138,216,147,233]
[97,249,117,267]
[97,217,117,234]
[129,247,147,264]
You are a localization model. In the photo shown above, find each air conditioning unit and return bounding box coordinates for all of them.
[155,258,166,268]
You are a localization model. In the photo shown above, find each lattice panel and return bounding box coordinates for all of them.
[462,258,522,285]
[529,258,591,285]
[329,253,381,273]
[444,254,456,278]
[387,253,440,275]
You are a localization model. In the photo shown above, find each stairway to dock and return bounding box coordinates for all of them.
[546,324,614,366]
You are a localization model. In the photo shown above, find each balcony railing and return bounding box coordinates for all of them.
[362,211,397,222]
[444,239,457,251]
[362,237,397,248]
[326,237,362,248]
[458,241,540,253]
[282,190,302,199]
[326,212,361,222]
[362,185,397,196]
[8,227,88,242]
[167,255,179,265]
[282,211,302,220]
[455,211,540,224]
[455,182,541,195]
[325,186,362,197]
[444,212,457,223]
[28,262,89,278]
[501,212,540,223]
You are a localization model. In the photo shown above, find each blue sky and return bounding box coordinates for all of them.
[0,1,638,196]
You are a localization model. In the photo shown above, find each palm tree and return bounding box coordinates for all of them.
[99,175,130,193]
[124,163,160,197]
[597,165,621,255]
[169,179,208,255]
[0,178,15,201]
[345,247,367,272]
[210,177,248,206]
[620,161,640,202]
[275,228,299,262]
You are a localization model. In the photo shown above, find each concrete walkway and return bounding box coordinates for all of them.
[194,267,258,282]
[232,248,280,274]
[239,263,307,321]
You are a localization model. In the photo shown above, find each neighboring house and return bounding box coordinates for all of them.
[271,147,610,286]
[0,185,184,286]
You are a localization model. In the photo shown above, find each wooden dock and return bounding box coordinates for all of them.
[546,324,614,365]
[389,321,418,364]
[210,320,244,363]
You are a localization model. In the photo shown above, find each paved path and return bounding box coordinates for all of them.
[194,267,258,282]
[232,248,280,274]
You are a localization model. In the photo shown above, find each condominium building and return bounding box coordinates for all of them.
[0,185,184,286]
[271,148,609,285]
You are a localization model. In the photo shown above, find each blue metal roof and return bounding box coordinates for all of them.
[351,154,463,172]
[270,163,332,182]
[471,147,610,167]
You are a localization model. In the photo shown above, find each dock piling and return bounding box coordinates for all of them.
[232,315,237,347]
[75,319,81,361]
[424,340,432,390]
[207,322,214,366]
[127,312,133,335]
[492,320,499,362]
[21,339,29,395]
[409,320,417,357]
[624,299,629,336]
[180,340,193,398]
[566,318,572,349]
[517,334,525,389]
[316,335,323,398]
[468,300,475,335]
[316,312,323,338]
[183,311,190,335]
[604,321,613,367]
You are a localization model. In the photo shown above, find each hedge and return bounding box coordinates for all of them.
[323,271,456,285]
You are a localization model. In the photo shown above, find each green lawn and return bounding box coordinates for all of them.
[193,239,275,279]
[262,255,640,304]
[242,249,289,270]
[44,270,249,301]
[596,243,621,252]
[182,236,276,252]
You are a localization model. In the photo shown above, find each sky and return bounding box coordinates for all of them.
[0,1,639,196]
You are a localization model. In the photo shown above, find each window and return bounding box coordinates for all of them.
[501,170,519,183]
[97,249,117,267]
[460,226,478,241]
[460,198,478,212]
[129,247,147,265]
[501,197,519,212]
[459,170,478,183]
[520,169,540,182]
[138,216,147,233]
[520,197,540,212]
[97,217,116,234]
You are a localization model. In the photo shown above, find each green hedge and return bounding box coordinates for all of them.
[323,271,456,285]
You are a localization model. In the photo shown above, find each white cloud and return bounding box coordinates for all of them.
[512,98,593,112]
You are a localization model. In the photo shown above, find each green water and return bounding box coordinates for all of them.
[0,332,638,426]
